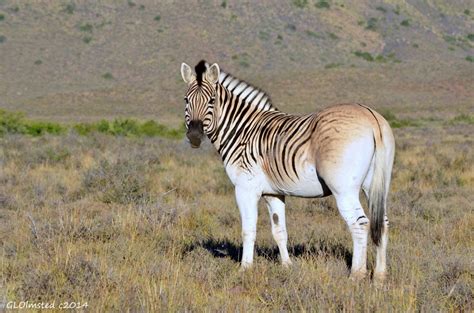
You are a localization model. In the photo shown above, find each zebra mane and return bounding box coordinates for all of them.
[218,68,278,112]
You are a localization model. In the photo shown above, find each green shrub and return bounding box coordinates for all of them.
[466,56,474,62]
[305,30,323,39]
[83,36,92,44]
[79,23,93,33]
[24,121,65,136]
[365,18,378,31]
[102,72,113,79]
[380,110,420,128]
[154,15,161,21]
[376,6,386,13]
[0,14,5,21]
[467,34,474,41]
[315,0,330,9]
[0,110,26,135]
[353,50,374,61]
[400,19,410,27]
[0,35,6,43]
[1,109,185,139]
[450,114,474,125]
[63,3,75,14]
[34,59,42,65]
[293,0,307,9]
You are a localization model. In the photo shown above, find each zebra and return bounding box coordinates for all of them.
[180,60,395,281]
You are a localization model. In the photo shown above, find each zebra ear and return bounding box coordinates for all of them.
[181,63,195,84]
[207,63,220,84]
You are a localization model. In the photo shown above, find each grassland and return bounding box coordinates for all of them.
[1,120,473,311]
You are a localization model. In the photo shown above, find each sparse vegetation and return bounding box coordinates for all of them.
[154,15,161,21]
[0,35,6,43]
[83,36,92,44]
[467,33,474,41]
[0,14,5,21]
[376,6,386,13]
[34,59,42,65]
[353,51,400,63]
[464,9,470,15]
[221,1,227,9]
[466,56,474,62]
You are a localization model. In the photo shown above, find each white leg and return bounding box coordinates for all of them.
[374,215,389,281]
[264,195,292,267]
[235,186,259,269]
[334,192,369,279]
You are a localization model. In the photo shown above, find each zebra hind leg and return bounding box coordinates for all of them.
[334,191,369,280]
[264,195,292,267]
[374,214,389,283]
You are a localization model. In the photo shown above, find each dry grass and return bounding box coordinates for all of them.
[1,123,472,311]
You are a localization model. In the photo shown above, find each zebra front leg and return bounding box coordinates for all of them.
[334,192,369,280]
[264,195,292,267]
[235,186,259,270]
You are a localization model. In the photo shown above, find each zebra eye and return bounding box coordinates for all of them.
[184,97,189,104]
[209,98,215,105]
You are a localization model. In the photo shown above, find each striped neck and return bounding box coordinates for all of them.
[207,70,280,164]
[218,70,278,112]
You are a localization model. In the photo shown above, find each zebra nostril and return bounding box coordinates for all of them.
[186,120,204,148]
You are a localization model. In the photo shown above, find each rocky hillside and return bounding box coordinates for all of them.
[0,0,472,123]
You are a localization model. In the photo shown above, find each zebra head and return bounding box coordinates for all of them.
[180,60,220,148]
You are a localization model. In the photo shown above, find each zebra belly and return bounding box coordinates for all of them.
[278,165,328,198]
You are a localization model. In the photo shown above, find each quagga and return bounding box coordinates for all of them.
[180,60,395,281]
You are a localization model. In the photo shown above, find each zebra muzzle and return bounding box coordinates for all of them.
[186,120,204,148]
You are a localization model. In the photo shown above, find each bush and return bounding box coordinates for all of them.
[365,18,378,31]
[315,0,330,9]
[293,0,307,9]
[380,110,420,128]
[353,50,374,61]
[1,109,185,139]
[0,110,26,135]
[25,121,65,136]
[400,19,410,27]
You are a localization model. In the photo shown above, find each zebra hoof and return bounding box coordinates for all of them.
[373,272,386,286]
[349,270,367,281]
[239,262,253,272]
[282,259,293,268]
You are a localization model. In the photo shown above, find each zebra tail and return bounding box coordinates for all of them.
[369,133,386,246]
